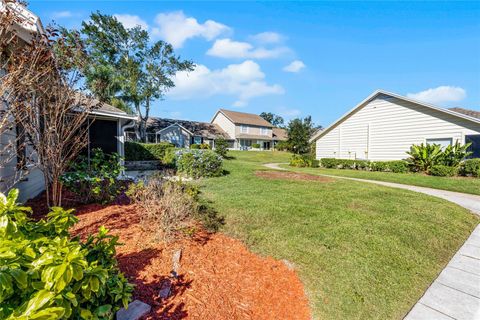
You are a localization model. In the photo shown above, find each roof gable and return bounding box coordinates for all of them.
[147,117,230,139]
[311,90,480,142]
[215,109,273,127]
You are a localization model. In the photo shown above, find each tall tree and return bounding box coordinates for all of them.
[260,112,285,127]
[286,116,317,154]
[64,12,195,140]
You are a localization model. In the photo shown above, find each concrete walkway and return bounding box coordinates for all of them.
[263,163,480,320]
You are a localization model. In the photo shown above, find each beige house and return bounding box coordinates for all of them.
[311,90,480,161]
[211,109,287,150]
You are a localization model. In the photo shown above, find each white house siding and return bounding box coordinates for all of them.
[212,112,235,140]
[316,94,480,161]
[158,125,191,148]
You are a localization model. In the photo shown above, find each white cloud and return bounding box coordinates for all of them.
[207,38,289,59]
[283,60,306,73]
[277,106,301,118]
[52,11,74,19]
[114,14,149,30]
[407,86,466,105]
[250,32,285,44]
[151,11,230,48]
[167,60,284,107]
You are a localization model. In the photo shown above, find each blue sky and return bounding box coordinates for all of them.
[30,1,480,127]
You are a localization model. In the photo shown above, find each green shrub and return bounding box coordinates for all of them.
[252,143,261,149]
[460,158,480,177]
[61,148,125,204]
[199,143,210,150]
[190,144,200,149]
[320,158,338,168]
[275,140,290,151]
[290,154,319,168]
[0,189,132,319]
[441,142,472,166]
[430,165,458,177]
[214,138,229,158]
[162,147,176,167]
[371,161,409,173]
[175,149,223,178]
[406,143,445,172]
[125,142,175,163]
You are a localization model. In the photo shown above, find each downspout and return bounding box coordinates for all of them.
[120,120,136,174]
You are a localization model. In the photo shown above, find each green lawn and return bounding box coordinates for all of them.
[199,151,479,319]
[284,166,480,196]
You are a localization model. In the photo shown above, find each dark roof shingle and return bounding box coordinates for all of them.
[146,117,231,139]
[449,107,480,120]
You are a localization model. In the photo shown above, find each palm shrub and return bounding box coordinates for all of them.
[441,142,472,167]
[406,143,444,172]
[0,189,132,319]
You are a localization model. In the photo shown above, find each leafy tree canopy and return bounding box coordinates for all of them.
[260,112,284,127]
[286,116,318,154]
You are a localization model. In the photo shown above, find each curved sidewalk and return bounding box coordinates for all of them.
[263,163,480,319]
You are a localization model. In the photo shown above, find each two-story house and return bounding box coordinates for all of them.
[211,109,287,150]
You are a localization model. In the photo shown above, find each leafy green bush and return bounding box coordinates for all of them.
[441,142,472,166]
[190,144,200,149]
[320,158,339,168]
[214,138,229,158]
[406,143,445,172]
[290,154,319,168]
[430,165,458,177]
[162,147,176,167]
[62,149,125,203]
[199,143,210,150]
[460,158,480,177]
[371,161,409,173]
[275,140,290,151]
[0,189,132,319]
[175,149,223,178]
[125,142,175,163]
[252,143,261,149]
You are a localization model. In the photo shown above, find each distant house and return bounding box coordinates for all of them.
[311,90,480,161]
[0,3,137,201]
[211,109,287,150]
[145,118,232,148]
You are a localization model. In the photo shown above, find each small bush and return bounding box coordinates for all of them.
[460,158,480,177]
[214,138,229,158]
[175,149,223,178]
[125,141,175,163]
[320,158,338,168]
[162,147,176,167]
[371,161,409,173]
[275,140,290,151]
[199,143,210,150]
[252,143,261,149]
[62,148,125,203]
[430,165,458,177]
[0,189,132,319]
[290,154,319,168]
[190,144,200,149]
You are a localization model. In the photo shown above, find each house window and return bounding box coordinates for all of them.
[240,125,249,133]
[193,136,202,144]
[426,138,453,149]
[260,127,269,135]
[466,135,480,158]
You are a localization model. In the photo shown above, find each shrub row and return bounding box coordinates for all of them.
[175,149,223,178]
[289,154,319,168]
[320,158,409,173]
[125,141,174,163]
[460,158,480,177]
[190,143,210,150]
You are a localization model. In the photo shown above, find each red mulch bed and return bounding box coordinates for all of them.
[67,204,311,320]
[255,170,333,182]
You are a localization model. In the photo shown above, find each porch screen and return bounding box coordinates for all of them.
[89,119,118,154]
[466,135,480,158]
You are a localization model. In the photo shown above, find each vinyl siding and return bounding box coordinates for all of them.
[235,125,272,137]
[212,112,235,139]
[158,125,191,148]
[316,95,480,161]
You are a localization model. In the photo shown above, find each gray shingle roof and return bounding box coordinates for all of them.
[146,117,231,140]
[449,107,480,120]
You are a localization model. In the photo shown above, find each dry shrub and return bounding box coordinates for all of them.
[128,177,198,242]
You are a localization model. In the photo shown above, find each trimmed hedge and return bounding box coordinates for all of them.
[430,165,458,177]
[125,142,174,163]
[175,149,223,178]
[320,158,408,173]
[290,154,319,168]
[460,158,480,177]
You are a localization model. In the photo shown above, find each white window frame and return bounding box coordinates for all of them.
[260,127,269,135]
[425,137,453,149]
[240,125,249,133]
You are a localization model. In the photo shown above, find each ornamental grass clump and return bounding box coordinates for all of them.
[175,149,223,178]
[0,189,132,320]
